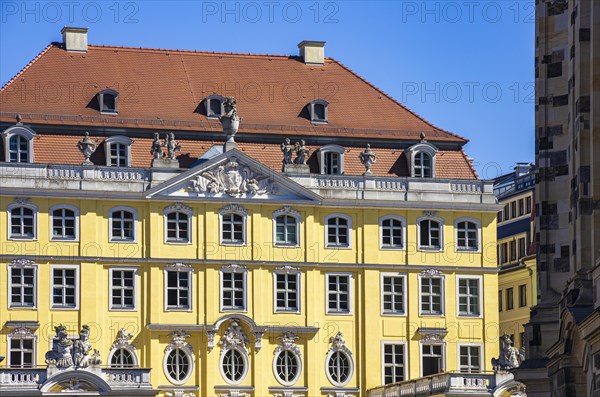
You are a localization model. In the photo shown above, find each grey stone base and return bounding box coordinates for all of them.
[284,164,310,175]
[152,158,179,168]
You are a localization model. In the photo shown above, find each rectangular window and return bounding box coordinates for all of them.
[422,344,443,376]
[506,288,514,310]
[518,199,525,216]
[10,206,35,239]
[324,152,340,175]
[420,277,443,315]
[275,215,298,246]
[518,237,526,259]
[526,197,532,213]
[9,338,34,368]
[419,219,441,250]
[166,212,190,243]
[382,275,405,314]
[110,268,136,309]
[498,290,503,312]
[497,211,503,223]
[222,271,246,311]
[9,266,36,308]
[458,278,480,316]
[165,269,191,310]
[274,272,299,312]
[326,216,350,248]
[383,344,405,384]
[221,213,245,244]
[381,218,404,249]
[503,204,509,220]
[511,202,517,218]
[111,210,135,242]
[52,208,77,240]
[110,143,128,167]
[510,240,517,261]
[519,284,527,307]
[459,346,481,373]
[501,243,508,263]
[51,267,78,308]
[327,274,351,314]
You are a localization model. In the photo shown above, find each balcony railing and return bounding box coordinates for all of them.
[368,372,494,397]
[0,162,150,182]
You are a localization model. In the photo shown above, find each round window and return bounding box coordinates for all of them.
[327,350,352,386]
[274,350,301,385]
[165,348,191,384]
[221,348,247,384]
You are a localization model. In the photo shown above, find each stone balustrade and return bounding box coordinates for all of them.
[368,372,494,397]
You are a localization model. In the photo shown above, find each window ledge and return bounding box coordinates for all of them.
[381,312,407,317]
[325,245,352,250]
[220,242,247,247]
[165,241,192,245]
[380,246,405,251]
[50,238,79,242]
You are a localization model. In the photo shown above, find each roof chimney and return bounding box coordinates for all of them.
[61,27,88,52]
[298,41,325,65]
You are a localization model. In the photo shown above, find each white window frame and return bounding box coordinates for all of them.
[310,99,329,123]
[163,346,194,385]
[273,269,301,314]
[206,94,225,118]
[273,348,302,386]
[417,215,444,252]
[49,204,79,241]
[419,342,446,377]
[220,346,250,385]
[164,204,193,245]
[318,144,344,175]
[454,217,481,253]
[457,343,483,373]
[380,273,407,316]
[2,125,35,163]
[220,208,247,246]
[379,215,406,250]
[324,214,352,249]
[381,341,408,385]
[109,206,138,243]
[109,267,138,311]
[7,202,38,241]
[164,266,193,311]
[407,141,438,178]
[50,264,80,310]
[108,346,138,368]
[325,272,353,315]
[104,135,132,167]
[8,260,38,308]
[272,207,301,248]
[456,275,483,318]
[98,89,119,114]
[325,348,354,387]
[418,273,445,316]
[220,267,248,312]
[7,331,37,368]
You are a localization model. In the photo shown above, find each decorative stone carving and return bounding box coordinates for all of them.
[111,328,135,351]
[220,96,241,150]
[190,158,276,197]
[281,138,294,165]
[419,268,444,278]
[16,114,23,124]
[273,206,301,218]
[164,202,193,215]
[9,258,36,267]
[219,204,248,216]
[219,321,249,353]
[166,391,196,397]
[45,324,74,367]
[207,330,217,351]
[492,334,524,371]
[254,331,264,352]
[73,325,102,367]
[294,140,310,165]
[221,264,246,272]
[275,265,300,273]
[150,132,163,159]
[14,197,31,205]
[165,330,193,356]
[167,262,192,269]
[9,327,36,338]
[274,332,301,357]
[358,144,376,174]
[273,392,305,397]
[421,333,445,342]
[77,132,97,165]
[328,332,352,357]
[163,132,181,160]
[423,211,438,218]
[218,392,249,397]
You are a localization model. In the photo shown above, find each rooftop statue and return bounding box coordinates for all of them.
[150,132,163,159]
[359,144,377,174]
[492,334,525,371]
[281,138,294,165]
[294,140,310,165]
[45,324,101,368]
[219,96,241,144]
[163,132,181,160]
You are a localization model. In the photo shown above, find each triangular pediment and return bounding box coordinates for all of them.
[146,149,321,203]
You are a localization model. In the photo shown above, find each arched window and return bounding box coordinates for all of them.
[414,152,432,178]
[406,139,438,178]
[220,205,247,246]
[2,125,35,163]
[104,136,132,167]
[325,214,351,248]
[165,348,192,384]
[164,203,192,244]
[318,144,345,175]
[455,218,480,251]
[273,207,301,247]
[417,216,444,251]
[110,348,136,368]
[98,89,119,113]
[8,203,37,240]
[109,207,137,242]
[50,205,79,241]
[309,99,329,123]
[274,350,301,385]
[221,348,247,383]
[380,216,405,249]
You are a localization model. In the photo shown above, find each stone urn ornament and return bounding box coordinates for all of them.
[219,96,241,148]
[359,144,376,174]
[77,132,97,165]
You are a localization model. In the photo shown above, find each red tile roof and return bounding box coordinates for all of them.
[0,43,467,143]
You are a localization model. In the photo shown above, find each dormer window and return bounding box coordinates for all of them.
[309,99,329,123]
[98,89,119,114]
[104,136,132,167]
[205,95,225,118]
[318,144,344,175]
[2,125,35,163]
[406,135,438,178]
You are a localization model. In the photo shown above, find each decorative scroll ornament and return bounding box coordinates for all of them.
[111,328,135,351]
[492,334,524,371]
[77,132,97,165]
[254,331,264,352]
[14,197,31,205]
[220,204,248,216]
[166,391,196,397]
[221,264,246,272]
[420,332,446,342]
[275,265,300,273]
[190,158,276,197]
[274,332,301,357]
[9,258,36,267]
[167,262,192,269]
[9,327,36,338]
[218,392,249,397]
[423,211,438,218]
[165,330,193,355]
[219,321,249,353]
[358,144,377,174]
[328,332,352,357]
[207,330,217,351]
[273,206,300,218]
[164,202,193,215]
[273,392,305,397]
[419,268,444,278]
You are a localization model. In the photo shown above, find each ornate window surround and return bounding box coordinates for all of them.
[272,207,301,248]
[163,330,194,385]
[416,214,445,252]
[107,328,138,368]
[318,144,345,175]
[219,321,250,385]
[325,332,354,387]
[7,201,38,241]
[379,215,406,250]
[219,204,248,246]
[406,140,438,178]
[454,217,482,253]
[418,340,446,378]
[104,135,132,167]
[324,213,352,249]
[163,203,193,245]
[8,259,38,309]
[7,327,37,367]
[109,206,138,243]
[49,204,80,241]
[2,125,35,163]
[273,332,302,386]
[417,269,446,317]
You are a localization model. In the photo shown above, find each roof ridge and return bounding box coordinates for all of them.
[327,56,469,144]
[1,43,55,92]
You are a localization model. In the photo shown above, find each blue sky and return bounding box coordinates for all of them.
[0,0,534,178]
